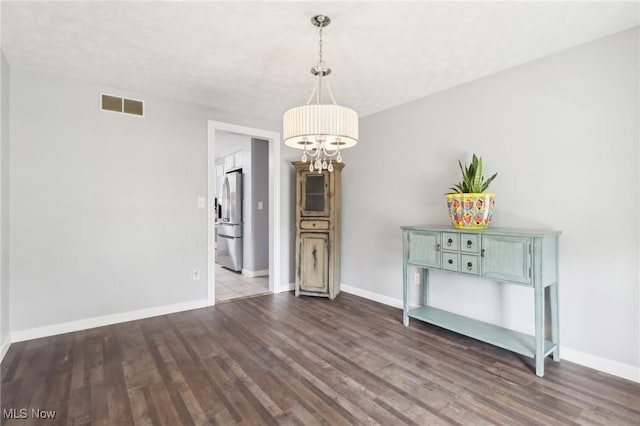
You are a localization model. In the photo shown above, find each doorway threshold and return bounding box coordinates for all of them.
[214,263,270,303]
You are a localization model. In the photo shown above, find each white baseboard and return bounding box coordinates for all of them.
[561,346,639,383]
[341,284,405,309]
[341,283,640,383]
[278,282,295,293]
[11,299,209,343]
[0,333,11,363]
[242,269,269,278]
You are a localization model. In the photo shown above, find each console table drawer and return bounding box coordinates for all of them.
[461,254,480,275]
[442,252,459,272]
[461,234,480,253]
[442,232,459,250]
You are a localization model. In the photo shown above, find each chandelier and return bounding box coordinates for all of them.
[283,15,358,172]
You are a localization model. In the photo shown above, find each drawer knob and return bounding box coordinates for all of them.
[448,259,453,264]
[466,240,473,248]
[447,238,453,246]
[467,262,473,270]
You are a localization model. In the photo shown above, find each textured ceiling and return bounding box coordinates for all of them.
[2,1,639,121]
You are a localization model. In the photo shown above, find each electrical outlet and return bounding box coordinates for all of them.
[413,272,420,284]
[193,269,201,280]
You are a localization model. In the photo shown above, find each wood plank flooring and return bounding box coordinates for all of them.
[2,292,639,425]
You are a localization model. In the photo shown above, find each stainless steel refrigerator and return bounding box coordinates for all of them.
[215,170,243,271]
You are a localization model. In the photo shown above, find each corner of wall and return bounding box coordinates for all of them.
[279,282,295,293]
[0,49,12,363]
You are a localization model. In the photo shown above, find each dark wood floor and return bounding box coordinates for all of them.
[2,292,639,425]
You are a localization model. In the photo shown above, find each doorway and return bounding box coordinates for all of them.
[207,121,282,305]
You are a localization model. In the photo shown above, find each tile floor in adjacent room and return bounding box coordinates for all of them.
[214,262,270,303]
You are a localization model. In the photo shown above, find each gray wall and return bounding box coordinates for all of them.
[1,51,10,351]
[250,138,269,272]
[9,69,278,332]
[342,28,639,369]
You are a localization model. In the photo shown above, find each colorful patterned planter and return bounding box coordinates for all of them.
[446,193,495,230]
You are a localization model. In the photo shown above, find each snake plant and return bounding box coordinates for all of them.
[449,154,497,193]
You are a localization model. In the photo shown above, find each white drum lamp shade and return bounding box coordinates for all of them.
[283,104,358,149]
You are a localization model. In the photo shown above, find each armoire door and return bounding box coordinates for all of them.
[300,171,330,217]
[298,232,329,292]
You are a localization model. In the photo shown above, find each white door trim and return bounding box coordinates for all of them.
[207,121,282,306]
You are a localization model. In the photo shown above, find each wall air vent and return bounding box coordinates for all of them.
[100,93,144,117]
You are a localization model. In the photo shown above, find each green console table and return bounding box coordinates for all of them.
[401,225,561,377]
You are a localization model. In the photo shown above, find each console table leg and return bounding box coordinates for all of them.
[402,267,409,327]
[550,281,560,362]
[403,231,410,327]
[403,292,409,327]
[535,283,545,377]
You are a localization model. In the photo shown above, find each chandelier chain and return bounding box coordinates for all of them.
[317,24,324,104]
[319,26,323,64]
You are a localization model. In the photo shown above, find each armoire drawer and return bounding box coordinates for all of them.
[300,220,329,231]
